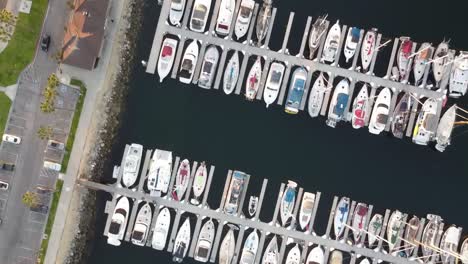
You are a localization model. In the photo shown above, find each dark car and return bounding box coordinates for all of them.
[41,35,51,52]
[0,161,15,171]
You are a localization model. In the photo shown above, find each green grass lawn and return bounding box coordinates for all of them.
[0,92,12,135]
[38,179,63,264]
[61,79,87,173]
[0,0,48,86]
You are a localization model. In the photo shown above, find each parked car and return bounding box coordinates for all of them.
[43,160,61,172]
[0,161,15,171]
[41,35,51,52]
[0,181,9,190]
[47,140,65,150]
[2,134,21,144]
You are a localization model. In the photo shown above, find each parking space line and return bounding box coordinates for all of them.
[6,123,25,130]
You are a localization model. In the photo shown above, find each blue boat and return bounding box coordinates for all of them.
[326,79,350,128]
[285,67,307,114]
[280,181,298,226]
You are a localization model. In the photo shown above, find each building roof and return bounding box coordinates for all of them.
[62,0,110,70]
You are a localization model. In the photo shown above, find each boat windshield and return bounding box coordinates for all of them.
[271,71,282,83]
[202,61,214,74]
[193,5,207,20]
[181,59,193,70]
[109,222,121,235]
[239,6,252,18]
[132,231,144,241]
[376,114,388,124]
[197,247,210,258]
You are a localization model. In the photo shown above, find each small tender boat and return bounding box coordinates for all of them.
[199,46,220,89]
[285,67,307,114]
[173,159,191,201]
[256,0,273,44]
[179,40,199,84]
[432,41,449,84]
[215,0,236,36]
[223,171,248,215]
[308,17,328,59]
[280,180,297,226]
[152,207,171,250]
[299,192,315,231]
[352,203,368,243]
[262,236,279,264]
[248,196,258,217]
[234,0,255,39]
[449,51,468,98]
[223,51,240,95]
[107,196,130,246]
[368,87,392,135]
[359,258,370,264]
[245,56,262,100]
[147,149,172,196]
[329,250,343,264]
[326,79,350,128]
[158,38,178,82]
[413,42,433,84]
[412,98,438,145]
[173,218,192,263]
[403,215,420,257]
[333,197,350,239]
[240,230,259,264]
[343,27,361,63]
[219,228,236,264]
[361,28,377,72]
[194,219,215,262]
[122,143,143,188]
[439,225,461,263]
[169,0,186,26]
[367,214,383,247]
[322,20,341,63]
[131,202,152,246]
[189,0,212,32]
[351,84,369,129]
[263,62,285,107]
[391,93,413,139]
[306,246,324,264]
[285,244,301,264]
[435,104,457,152]
[397,37,413,81]
[191,161,207,205]
[460,237,468,264]
[387,210,404,252]
[421,214,443,258]
[308,72,327,118]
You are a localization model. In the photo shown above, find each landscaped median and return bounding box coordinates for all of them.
[0,0,48,86]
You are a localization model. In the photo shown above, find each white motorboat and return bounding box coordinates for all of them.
[413,42,433,84]
[152,207,171,250]
[326,79,349,128]
[439,225,461,263]
[307,72,327,118]
[169,0,186,26]
[299,192,315,231]
[131,202,152,246]
[191,161,207,205]
[360,28,377,72]
[245,56,262,100]
[173,218,192,263]
[285,244,301,264]
[359,258,370,264]
[329,251,343,264]
[391,93,413,139]
[234,0,255,39]
[421,214,443,258]
[172,159,191,201]
[333,197,350,239]
[262,236,279,264]
[248,196,258,217]
[449,51,468,97]
[432,41,449,84]
[215,0,236,36]
[199,45,220,89]
[219,228,236,264]
[263,62,285,107]
[351,202,368,243]
[285,67,307,115]
[306,246,324,264]
[435,104,457,152]
[179,40,199,84]
[387,210,404,252]
[368,87,392,135]
[343,27,360,63]
[121,143,143,188]
[351,84,369,129]
[190,0,212,32]
[157,38,178,82]
[223,51,240,95]
[255,0,273,44]
[239,230,259,264]
[147,149,172,196]
[322,20,341,63]
[308,17,328,59]
[367,214,383,247]
[412,98,437,145]
[194,219,215,262]
[459,237,468,264]
[397,37,413,81]
[223,170,248,215]
[107,196,130,246]
[280,180,297,226]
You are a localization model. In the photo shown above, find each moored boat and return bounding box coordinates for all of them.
[191,161,208,205]
[223,51,240,95]
[172,159,191,201]
[147,149,172,196]
[449,51,468,98]
[223,170,249,215]
[432,41,449,84]
[387,210,404,252]
[234,0,255,39]
[152,207,171,250]
[439,226,461,263]
[240,230,259,264]
[329,250,343,264]
[299,192,315,231]
[189,0,212,32]
[219,228,236,264]
[333,197,350,239]
[391,93,413,139]
[107,196,130,246]
[194,219,216,262]
[421,214,443,258]
[131,202,152,246]
[435,104,457,152]
[286,244,301,264]
[361,28,377,72]
[322,20,341,63]
[351,84,369,129]
[172,218,192,263]
[245,56,262,100]
[280,180,297,226]
[306,246,324,264]
[412,98,438,145]
[263,62,285,107]
[367,214,383,247]
[343,27,361,63]
[215,0,236,36]
[179,40,199,84]
[262,236,279,264]
[157,38,178,83]
[397,37,413,81]
[198,45,220,89]
[169,0,186,26]
[368,87,392,135]
[413,42,433,84]
[285,67,307,114]
[403,215,420,257]
[122,143,143,188]
[248,196,258,217]
[326,79,350,128]
[460,238,468,264]
[256,0,273,44]
[359,258,370,264]
[308,17,328,59]
[352,203,368,243]
[308,72,327,118]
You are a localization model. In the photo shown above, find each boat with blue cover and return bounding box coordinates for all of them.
[344,27,361,63]
[285,67,307,114]
[280,180,297,226]
[333,197,350,239]
[326,79,350,128]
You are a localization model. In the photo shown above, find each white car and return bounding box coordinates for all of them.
[2,134,21,144]
[0,180,9,190]
[43,160,61,171]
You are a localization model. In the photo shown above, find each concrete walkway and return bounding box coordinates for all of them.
[0,84,18,101]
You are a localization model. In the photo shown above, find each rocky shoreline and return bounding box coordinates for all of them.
[58,0,146,263]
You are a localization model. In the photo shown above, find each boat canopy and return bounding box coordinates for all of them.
[334,94,349,116]
[285,188,295,202]
[162,46,173,57]
[351,27,360,42]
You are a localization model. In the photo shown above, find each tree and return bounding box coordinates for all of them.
[37,126,53,140]
[40,74,59,113]
[0,10,17,41]
[22,192,38,208]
